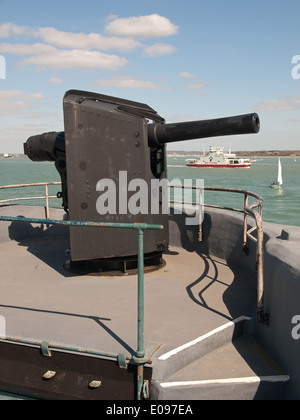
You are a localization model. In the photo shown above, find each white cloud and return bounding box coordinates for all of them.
[36,27,142,52]
[0,22,29,38]
[0,90,44,116]
[105,14,178,39]
[19,49,127,70]
[0,23,142,53]
[256,95,300,112]
[0,41,127,71]
[0,43,57,55]
[187,83,205,90]
[0,101,31,115]
[105,14,119,22]
[0,18,178,73]
[49,77,64,84]
[179,72,197,79]
[0,90,43,100]
[97,77,171,90]
[144,43,177,57]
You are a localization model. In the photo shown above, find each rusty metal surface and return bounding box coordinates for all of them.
[0,341,152,400]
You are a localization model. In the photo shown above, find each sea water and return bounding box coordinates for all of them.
[168,156,300,227]
[0,156,299,227]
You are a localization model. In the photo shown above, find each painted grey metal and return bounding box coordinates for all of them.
[63,91,169,263]
[147,113,259,146]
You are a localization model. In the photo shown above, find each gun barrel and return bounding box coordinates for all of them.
[24,113,260,161]
[147,113,260,147]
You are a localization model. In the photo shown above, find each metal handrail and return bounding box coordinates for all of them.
[169,184,266,324]
[0,182,61,219]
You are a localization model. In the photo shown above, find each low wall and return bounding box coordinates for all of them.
[169,206,258,275]
[169,206,300,400]
[257,224,300,400]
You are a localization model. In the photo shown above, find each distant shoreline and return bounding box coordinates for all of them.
[167,150,300,158]
[1,150,300,159]
[0,154,27,158]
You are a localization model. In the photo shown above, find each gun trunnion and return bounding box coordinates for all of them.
[24,90,260,273]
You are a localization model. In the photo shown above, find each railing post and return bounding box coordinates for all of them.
[198,187,203,242]
[243,193,248,249]
[136,227,145,400]
[255,214,268,325]
[45,184,49,219]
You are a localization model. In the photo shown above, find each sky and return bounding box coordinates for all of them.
[0,0,299,153]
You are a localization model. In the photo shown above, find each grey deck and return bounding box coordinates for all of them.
[0,205,296,399]
[0,233,257,361]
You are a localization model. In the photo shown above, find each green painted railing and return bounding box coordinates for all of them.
[0,214,164,400]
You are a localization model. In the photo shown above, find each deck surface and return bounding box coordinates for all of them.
[0,232,257,362]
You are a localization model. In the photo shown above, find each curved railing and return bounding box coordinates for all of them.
[0,182,61,219]
[169,184,266,324]
[204,187,264,323]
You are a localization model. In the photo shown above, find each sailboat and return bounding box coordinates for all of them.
[270,158,283,189]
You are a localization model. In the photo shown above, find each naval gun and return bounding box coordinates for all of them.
[24,90,260,273]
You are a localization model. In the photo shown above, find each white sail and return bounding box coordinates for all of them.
[277,158,283,185]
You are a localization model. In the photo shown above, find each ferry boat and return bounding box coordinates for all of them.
[186,147,251,168]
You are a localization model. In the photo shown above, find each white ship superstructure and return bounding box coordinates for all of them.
[186,146,251,168]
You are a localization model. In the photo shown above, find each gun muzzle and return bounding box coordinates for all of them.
[24,131,65,162]
[147,113,260,147]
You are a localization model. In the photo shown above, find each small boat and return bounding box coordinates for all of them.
[270,158,283,189]
[186,146,251,168]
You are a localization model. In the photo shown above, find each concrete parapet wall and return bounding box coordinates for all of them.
[169,206,300,399]
[169,205,258,275]
[258,224,300,400]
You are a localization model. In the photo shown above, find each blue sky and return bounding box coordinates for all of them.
[0,0,299,153]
